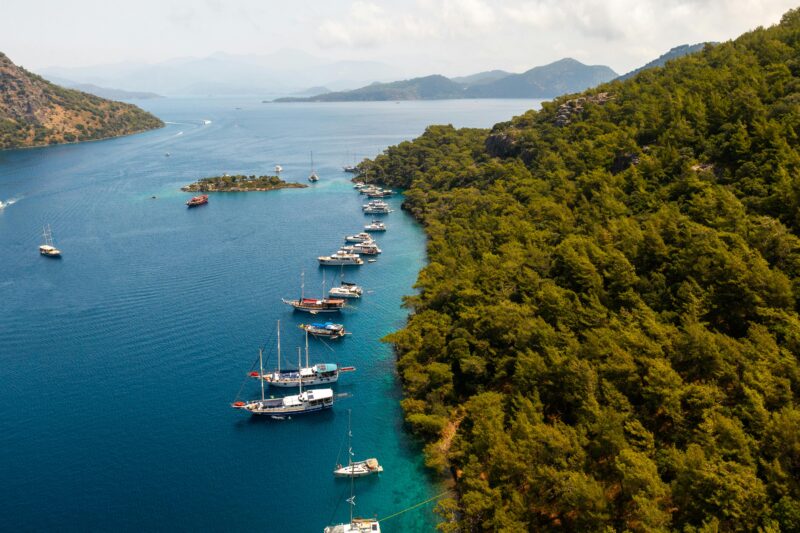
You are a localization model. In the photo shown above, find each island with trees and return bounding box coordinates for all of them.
[181,174,307,192]
[360,9,800,532]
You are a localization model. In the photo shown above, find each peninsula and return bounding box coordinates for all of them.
[181,175,307,192]
[0,52,163,150]
[365,8,800,532]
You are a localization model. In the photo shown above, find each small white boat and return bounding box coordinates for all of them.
[309,151,320,182]
[39,225,61,257]
[334,458,383,478]
[353,183,365,190]
[363,205,391,214]
[275,165,283,173]
[345,233,373,243]
[319,251,364,266]
[333,411,383,478]
[329,281,363,299]
[324,519,380,533]
[341,243,381,255]
[367,259,377,263]
[364,221,386,232]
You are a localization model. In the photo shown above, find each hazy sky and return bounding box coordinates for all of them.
[3,0,797,75]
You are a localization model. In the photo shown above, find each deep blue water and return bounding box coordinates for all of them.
[0,98,540,532]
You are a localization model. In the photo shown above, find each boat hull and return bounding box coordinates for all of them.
[267,374,339,387]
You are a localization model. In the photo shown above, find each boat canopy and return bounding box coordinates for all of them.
[316,363,338,373]
[301,388,334,401]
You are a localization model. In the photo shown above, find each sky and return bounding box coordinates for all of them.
[3,0,798,76]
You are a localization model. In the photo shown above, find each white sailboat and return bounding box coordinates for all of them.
[255,327,354,387]
[39,225,61,257]
[325,410,382,533]
[233,326,334,416]
[309,151,319,182]
[334,410,383,478]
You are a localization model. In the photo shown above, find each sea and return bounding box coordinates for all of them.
[0,97,540,532]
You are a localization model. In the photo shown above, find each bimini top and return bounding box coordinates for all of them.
[300,388,334,401]
[311,322,340,329]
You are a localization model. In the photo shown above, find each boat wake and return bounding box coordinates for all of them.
[175,131,183,136]
[0,197,19,210]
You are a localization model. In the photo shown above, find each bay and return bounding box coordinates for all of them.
[0,97,540,532]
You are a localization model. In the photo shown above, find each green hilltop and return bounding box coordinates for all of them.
[362,9,800,531]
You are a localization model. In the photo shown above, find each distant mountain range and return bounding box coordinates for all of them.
[38,50,402,97]
[617,43,712,81]
[41,78,163,100]
[0,52,162,150]
[274,58,618,102]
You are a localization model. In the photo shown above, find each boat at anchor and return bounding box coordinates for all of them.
[364,221,386,232]
[283,272,346,313]
[186,194,208,207]
[341,242,381,255]
[329,281,363,298]
[345,232,373,243]
[39,225,62,257]
[253,329,355,387]
[319,251,364,266]
[301,322,347,339]
[232,335,334,416]
[333,411,383,478]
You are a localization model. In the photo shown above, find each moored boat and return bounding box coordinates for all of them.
[284,297,346,312]
[325,410,382,533]
[319,251,364,266]
[232,331,335,416]
[283,272,346,312]
[329,281,363,298]
[39,225,61,257]
[186,194,209,207]
[333,410,383,478]
[345,232,373,243]
[364,221,386,232]
[309,151,319,182]
[301,322,347,339]
[341,245,380,256]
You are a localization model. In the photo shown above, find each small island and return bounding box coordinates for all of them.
[181,174,307,192]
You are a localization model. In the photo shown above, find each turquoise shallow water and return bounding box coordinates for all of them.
[0,98,539,532]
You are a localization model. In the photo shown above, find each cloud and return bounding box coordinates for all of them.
[316,0,497,48]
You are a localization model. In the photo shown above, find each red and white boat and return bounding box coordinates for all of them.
[186,194,208,207]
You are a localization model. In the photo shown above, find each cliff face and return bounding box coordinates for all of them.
[0,52,163,149]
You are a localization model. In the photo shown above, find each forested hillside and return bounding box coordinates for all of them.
[363,10,800,532]
[0,52,162,149]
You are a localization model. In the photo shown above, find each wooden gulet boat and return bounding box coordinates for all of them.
[252,328,355,387]
[232,338,334,417]
[283,272,346,313]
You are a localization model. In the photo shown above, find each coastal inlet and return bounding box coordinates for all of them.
[181,174,307,192]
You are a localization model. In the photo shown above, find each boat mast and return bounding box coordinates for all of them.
[301,271,305,300]
[297,347,303,394]
[259,347,265,402]
[277,320,281,373]
[305,329,309,367]
[348,408,355,525]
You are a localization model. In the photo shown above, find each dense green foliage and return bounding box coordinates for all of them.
[364,11,800,532]
[182,174,307,192]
